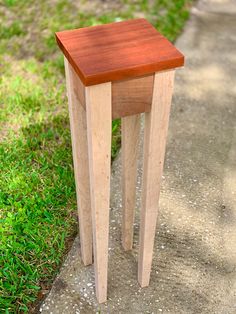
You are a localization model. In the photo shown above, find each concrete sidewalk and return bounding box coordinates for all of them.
[41,0,236,313]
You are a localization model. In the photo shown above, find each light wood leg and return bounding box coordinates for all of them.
[85,82,112,303]
[64,58,93,266]
[121,114,141,250]
[138,70,175,287]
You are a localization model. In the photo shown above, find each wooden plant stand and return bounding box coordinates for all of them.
[56,18,184,303]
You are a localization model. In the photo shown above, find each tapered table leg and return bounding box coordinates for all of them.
[64,58,93,266]
[85,82,112,303]
[121,114,141,250]
[138,70,175,287]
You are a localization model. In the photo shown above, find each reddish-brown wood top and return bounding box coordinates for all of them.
[56,18,184,86]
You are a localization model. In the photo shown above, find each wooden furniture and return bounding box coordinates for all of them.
[56,18,184,303]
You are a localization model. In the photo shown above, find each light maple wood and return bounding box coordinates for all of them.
[112,75,154,119]
[64,57,93,266]
[85,82,112,303]
[66,73,154,119]
[121,114,141,250]
[138,70,175,287]
[71,66,85,110]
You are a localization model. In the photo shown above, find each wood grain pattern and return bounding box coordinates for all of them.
[138,70,175,287]
[64,57,93,266]
[70,64,86,109]
[56,19,184,86]
[66,71,154,119]
[112,75,154,119]
[121,114,141,250]
[85,82,112,303]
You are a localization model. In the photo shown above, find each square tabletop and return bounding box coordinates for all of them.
[56,18,184,86]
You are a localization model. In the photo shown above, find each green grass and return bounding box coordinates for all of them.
[0,0,192,312]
